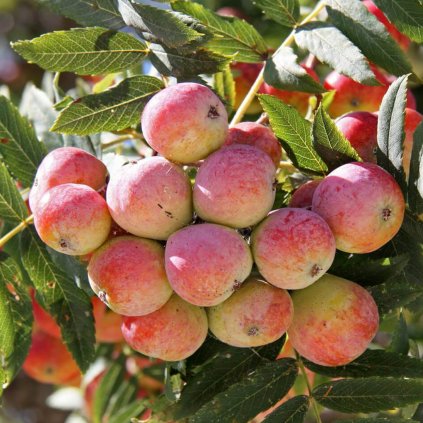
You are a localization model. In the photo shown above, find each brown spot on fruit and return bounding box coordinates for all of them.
[311,264,323,277]
[247,326,259,336]
[382,208,392,221]
[208,105,220,119]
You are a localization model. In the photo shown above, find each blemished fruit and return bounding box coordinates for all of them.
[92,296,124,343]
[23,330,81,385]
[141,83,228,163]
[193,144,276,228]
[29,146,107,213]
[312,162,405,253]
[121,295,208,361]
[88,236,172,316]
[260,66,319,116]
[251,208,336,290]
[165,223,253,306]
[224,122,282,167]
[208,277,293,347]
[289,180,322,209]
[335,111,378,163]
[403,108,423,179]
[34,183,112,255]
[106,157,193,240]
[288,274,379,366]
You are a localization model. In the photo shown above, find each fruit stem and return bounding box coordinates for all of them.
[296,352,323,423]
[0,214,34,248]
[229,0,327,127]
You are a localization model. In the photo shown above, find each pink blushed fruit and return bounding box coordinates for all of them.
[165,223,253,307]
[224,122,281,167]
[141,83,228,163]
[29,147,107,212]
[88,236,172,316]
[335,111,378,163]
[207,277,293,347]
[92,296,124,343]
[288,274,379,366]
[251,208,336,290]
[34,183,111,255]
[193,144,276,228]
[121,295,208,361]
[289,180,322,209]
[312,162,405,253]
[106,157,192,240]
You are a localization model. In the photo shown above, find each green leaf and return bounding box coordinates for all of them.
[0,162,28,224]
[377,74,409,193]
[326,0,412,76]
[191,358,298,423]
[313,377,423,413]
[104,377,139,420]
[0,253,33,386]
[51,76,163,135]
[172,1,268,63]
[388,311,409,355]
[117,0,204,49]
[108,401,147,423]
[263,395,310,423]
[338,419,417,423]
[93,358,126,423]
[213,66,235,114]
[259,94,327,174]
[0,95,46,187]
[148,43,230,78]
[304,349,423,378]
[374,0,423,43]
[264,47,325,94]
[408,121,423,215]
[35,0,125,30]
[173,337,286,419]
[312,104,361,170]
[254,0,300,27]
[20,228,95,372]
[294,22,377,85]
[12,27,148,75]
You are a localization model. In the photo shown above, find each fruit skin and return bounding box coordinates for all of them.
[403,108,423,179]
[165,223,253,307]
[141,83,228,163]
[193,144,276,228]
[106,157,193,240]
[312,162,405,253]
[232,63,263,114]
[224,122,282,167]
[34,183,112,256]
[288,274,379,367]
[29,146,107,213]
[260,66,319,116]
[251,208,336,290]
[363,0,410,49]
[88,236,172,316]
[23,330,81,385]
[335,111,378,163]
[121,295,208,361]
[208,277,293,347]
[31,290,61,339]
[289,180,322,209]
[92,296,124,343]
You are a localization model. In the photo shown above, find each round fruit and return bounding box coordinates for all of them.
[165,223,253,306]
[141,83,228,163]
[31,291,60,338]
[29,146,107,212]
[88,236,172,316]
[289,180,322,209]
[92,296,124,343]
[34,183,112,255]
[121,295,208,361]
[312,162,405,253]
[193,144,276,228]
[106,157,193,240]
[288,274,379,366]
[208,277,293,347]
[251,208,336,289]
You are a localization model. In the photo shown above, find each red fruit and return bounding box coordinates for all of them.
[289,180,322,209]
[232,62,263,114]
[216,7,248,20]
[31,291,60,338]
[92,296,124,343]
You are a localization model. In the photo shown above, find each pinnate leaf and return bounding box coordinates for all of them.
[12,27,148,75]
[313,377,423,413]
[326,0,412,76]
[259,94,327,174]
[214,66,235,114]
[0,95,46,187]
[294,22,377,85]
[51,76,163,135]
[254,0,300,28]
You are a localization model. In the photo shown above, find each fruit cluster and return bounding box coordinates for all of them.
[29,81,406,368]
